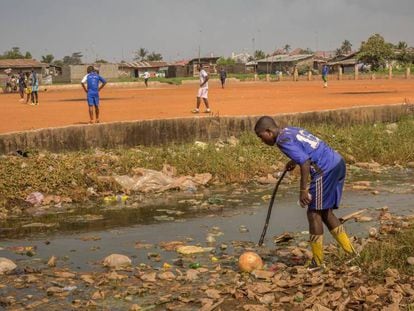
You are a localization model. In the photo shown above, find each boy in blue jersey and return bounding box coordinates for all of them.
[254,116,355,270]
[81,66,107,123]
[322,64,329,88]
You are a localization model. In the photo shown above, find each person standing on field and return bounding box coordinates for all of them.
[81,66,107,124]
[30,69,39,105]
[143,70,150,87]
[322,64,329,88]
[192,64,211,113]
[219,67,227,88]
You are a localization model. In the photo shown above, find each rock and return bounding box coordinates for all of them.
[176,246,213,255]
[0,258,17,274]
[239,225,249,233]
[140,272,156,282]
[368,227,377,238]
[54,271,75,278]
[407,257,414,265]
[407,162,414,168]
[46,287,63,295]
[356,216,373,223]
[157,271,176,281]
[103,254,132,270]
[251,270,275,280]
[47,256,57,267]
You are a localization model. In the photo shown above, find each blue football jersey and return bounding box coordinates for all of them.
[86,72,106,95]
[276,127,341,175]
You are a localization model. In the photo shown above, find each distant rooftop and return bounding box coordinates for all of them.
[257,54,314,63]
[0,59,47,68]
[119,61,170,68]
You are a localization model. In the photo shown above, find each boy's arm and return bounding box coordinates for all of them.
[98,76,107,91]
[299,160,312,206]
[81,75,88,93]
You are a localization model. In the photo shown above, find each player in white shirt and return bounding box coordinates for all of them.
[192,64,211,113]
[143,71,150,87]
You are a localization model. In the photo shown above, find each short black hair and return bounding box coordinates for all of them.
[87,65,95,73]
[254,116,278,134]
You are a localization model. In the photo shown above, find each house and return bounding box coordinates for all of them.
[53,63,119,83]
[327,52,358,73]
[187,56,220,77]
[118,61,170,78]
[167,60,190,78]
[0,59,47,83]
[256,54,316,74]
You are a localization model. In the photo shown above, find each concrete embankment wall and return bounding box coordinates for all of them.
[0,103,413,154]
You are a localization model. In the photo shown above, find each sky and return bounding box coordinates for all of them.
[0,0,413,63]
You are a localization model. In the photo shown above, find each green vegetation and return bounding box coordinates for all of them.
[0,47,32,60]
[1,117,413,208]
[357,34,394,71]
[357,227,414,278]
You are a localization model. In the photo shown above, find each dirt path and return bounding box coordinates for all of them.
[1,79,413,134]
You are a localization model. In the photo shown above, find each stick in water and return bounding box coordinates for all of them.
[258,169,287,246]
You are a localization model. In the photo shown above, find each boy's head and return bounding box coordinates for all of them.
[254,116,280,146]
[87,65,95,74]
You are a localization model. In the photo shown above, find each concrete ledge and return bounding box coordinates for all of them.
[0,103,413,154]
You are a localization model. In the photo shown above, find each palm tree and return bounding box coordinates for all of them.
[340,40,352,54]
[41,54,55,64]
[283,44,291,54]
[397,41,408,50]
[134,48,148,61]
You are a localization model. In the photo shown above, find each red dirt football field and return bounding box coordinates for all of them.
[1,79,413,134]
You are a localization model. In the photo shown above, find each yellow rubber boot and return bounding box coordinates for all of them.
[309,234,324,267]
[330,225,356,254]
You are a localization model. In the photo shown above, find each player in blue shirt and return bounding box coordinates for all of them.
[254,116,355,270]
[81,66,107,123]
[322,64,329,88]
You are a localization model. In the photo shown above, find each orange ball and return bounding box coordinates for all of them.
[238,251,263,272]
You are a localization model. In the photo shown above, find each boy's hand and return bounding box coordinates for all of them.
[300,190,312,208]
[285,160,297,171]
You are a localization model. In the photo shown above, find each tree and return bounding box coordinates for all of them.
[95,59,108,63]
[147,52,163,61]
[394,41,413,65]
[0,47,32,59]
[62,52,83,65]
[217,57,236,66]
[254,50,266,60]
[299,48,313,55]
[340,40,352,54]
[283,44,291,53]
[397,41,408,50]
[41,54,55,64]
[134,48,148,61]
[357,34,393,70]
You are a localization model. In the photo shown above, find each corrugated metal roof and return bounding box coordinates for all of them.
[257,54,314,63]
[119,61,170,68]
[0,59,46,68]
[328,58,357,66]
